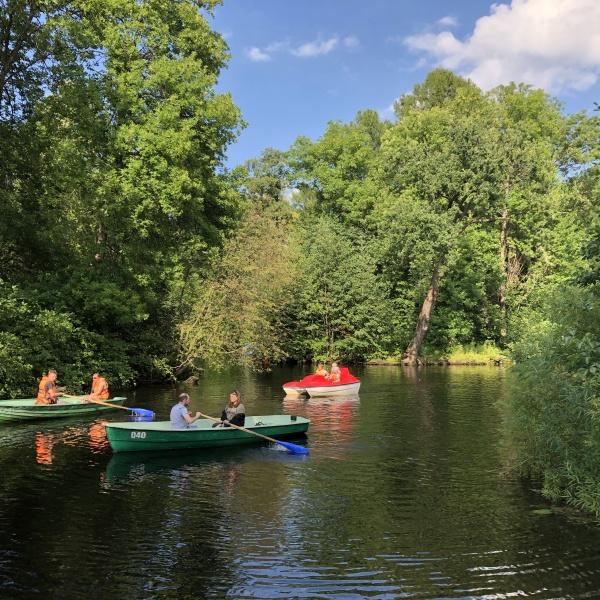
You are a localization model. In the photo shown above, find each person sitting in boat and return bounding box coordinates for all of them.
[213,390,246,428]
[84,372,109,402]
[328,362,341,384]
[35,369,65,405]
[170,393,201,429]
[315,361,328,377]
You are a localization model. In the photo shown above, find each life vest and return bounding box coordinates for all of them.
[36,376,56,405]
[92,377,110,399]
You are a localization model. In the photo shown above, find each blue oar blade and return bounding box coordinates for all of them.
[128,407,155,418]
[275,440,309,454]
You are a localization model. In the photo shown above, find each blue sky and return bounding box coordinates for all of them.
[212,0,600,168]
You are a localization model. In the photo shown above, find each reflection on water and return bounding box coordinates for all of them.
[35,432,55,465]
[2,365,600,599]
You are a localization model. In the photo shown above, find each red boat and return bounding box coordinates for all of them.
[283,368,361,397]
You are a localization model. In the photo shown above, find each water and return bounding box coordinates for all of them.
[2,365,600,599]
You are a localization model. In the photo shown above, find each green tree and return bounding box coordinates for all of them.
[291,217,392,361]
[379,98,503,363]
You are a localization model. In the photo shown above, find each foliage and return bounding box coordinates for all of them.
[176,207,298,372]
[0,0,244,396]
[290,216,394,361]
[503,283,600,517]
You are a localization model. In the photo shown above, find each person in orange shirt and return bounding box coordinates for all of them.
[85,372,110,401]
[35,370,65,405]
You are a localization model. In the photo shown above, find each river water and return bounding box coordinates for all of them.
[1,365,600,599]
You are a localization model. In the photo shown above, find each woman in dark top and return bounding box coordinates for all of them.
[213,390,246,428]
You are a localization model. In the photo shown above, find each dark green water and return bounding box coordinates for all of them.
[2,365,600,599]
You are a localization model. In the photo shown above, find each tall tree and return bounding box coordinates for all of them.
[380,98,503,364]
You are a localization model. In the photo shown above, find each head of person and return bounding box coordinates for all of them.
[331,362,339,370]
[317,361,324,368]
[229,390,241,405]
[48,369,57,381]
[178,393,190,405]
[92,372,99,382]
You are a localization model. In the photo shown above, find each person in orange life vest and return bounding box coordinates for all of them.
[315,361,328,377]
[85,373,109,401]
[35,369,65,405]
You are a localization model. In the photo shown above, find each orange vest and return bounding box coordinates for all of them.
[93,377,109,399]
[36,376,56,405]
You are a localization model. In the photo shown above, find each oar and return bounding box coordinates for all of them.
[198,412,309,455]
[62,393,155,418]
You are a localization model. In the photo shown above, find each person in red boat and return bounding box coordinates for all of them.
[329,362,341,383]
[315,361,328,377]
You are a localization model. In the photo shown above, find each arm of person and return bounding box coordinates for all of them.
[184,411,201,424]
[228,412,245,427]
[44,381,57,402]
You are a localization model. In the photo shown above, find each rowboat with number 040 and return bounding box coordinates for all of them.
[104,414,310,453]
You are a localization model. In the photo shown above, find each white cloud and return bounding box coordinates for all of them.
[403,0,600,93]
[437,16,458,27]
[246,46,271,62]
[343,36,360,49]
[290,37,339,57]
[247,36,357,62]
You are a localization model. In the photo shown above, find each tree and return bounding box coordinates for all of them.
[380,99,503,363]
[289,109,389,227]
[0,0,246,393]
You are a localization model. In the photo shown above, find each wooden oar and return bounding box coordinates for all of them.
[198,412,309,455]
[62,393,155,418]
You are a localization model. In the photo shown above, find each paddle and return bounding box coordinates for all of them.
[62,393,155,418]
[198,412,309,455]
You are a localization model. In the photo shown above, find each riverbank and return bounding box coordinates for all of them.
[367,343,510,366]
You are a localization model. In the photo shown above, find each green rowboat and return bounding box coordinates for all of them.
[0,397,127,423]
[105,414,310,453]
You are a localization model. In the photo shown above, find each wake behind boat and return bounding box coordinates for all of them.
[283,367,360,397]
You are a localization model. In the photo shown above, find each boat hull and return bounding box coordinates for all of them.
[0,397,127,423]
[105,415,310,453]
[305,382,361,397]
[283,368,361,398]
[282,385,306,396]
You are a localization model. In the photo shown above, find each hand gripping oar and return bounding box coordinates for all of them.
[198,412,309,454]
[62,394,154,418]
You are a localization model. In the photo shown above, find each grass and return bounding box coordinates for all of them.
[368,343,510,366]
[426,342,509,365]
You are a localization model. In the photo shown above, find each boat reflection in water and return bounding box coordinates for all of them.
[103,442,309,487]
[88,422,110,454]
[35,432,55,465]
[283,394,360,458]
[32,419,111,466]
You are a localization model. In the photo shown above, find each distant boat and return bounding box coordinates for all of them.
[104,414,310,452]
[283,368,361,397]
[0,397,127,423]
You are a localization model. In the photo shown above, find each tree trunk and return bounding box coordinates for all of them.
[499,206,508,336]
[403,263,440,365]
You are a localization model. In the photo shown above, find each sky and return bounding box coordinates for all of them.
[211,0,600,168]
